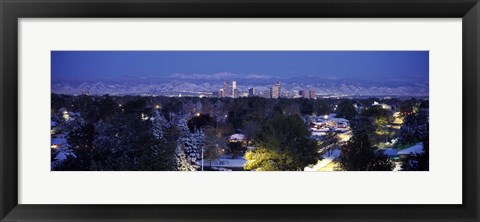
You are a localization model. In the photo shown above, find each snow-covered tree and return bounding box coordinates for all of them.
[397,109,429,148]
[166,113,206,170]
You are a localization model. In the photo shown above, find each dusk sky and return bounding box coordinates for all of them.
[51,51,429,83]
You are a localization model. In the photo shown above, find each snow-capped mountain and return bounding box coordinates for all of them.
[51,74,428,96]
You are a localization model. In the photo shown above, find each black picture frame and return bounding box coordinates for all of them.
[1,0,479,221]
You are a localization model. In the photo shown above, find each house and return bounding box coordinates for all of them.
[311,114,350,133]
[372,101,392,110]
[229,134,245,143]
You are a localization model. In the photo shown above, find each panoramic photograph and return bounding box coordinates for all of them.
[51,51,429,171]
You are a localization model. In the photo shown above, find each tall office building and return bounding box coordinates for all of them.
[231,80,237,98]
[270,81,281,99]
[218,89,225,98]
[261,90,271,98]
[248,87,255,97]
[300,90,312,99]
[223,81,229,97]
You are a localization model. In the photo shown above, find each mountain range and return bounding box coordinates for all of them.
[51,73,429,96]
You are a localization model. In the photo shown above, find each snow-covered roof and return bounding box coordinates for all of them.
[311,131,327,137]
[311,128,330,132]
[51,138,67,145]
[397,142,424,155]
[330,118,348,123]
[229,134,245,141]
[383,148,398,156]
[333,128,349,132]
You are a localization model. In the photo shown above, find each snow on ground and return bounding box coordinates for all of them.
[55,151,68,161]
[51,150,70,169]
[198,157,246,168]
[304,148,341,171]
[51,137,67,146]
[398,142,424,155]
[383,148,398,156]
[393,162,402,171]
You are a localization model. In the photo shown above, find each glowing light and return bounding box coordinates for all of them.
[323,115,329,119]
[51,144,59,149]
[155,104,161,109]
[196,113,201,117]
[63,112,70,121]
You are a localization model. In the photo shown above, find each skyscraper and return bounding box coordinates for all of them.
[218,89,225,98]
[270,81,281,99]
[231,80,237,98]
[261,90,271,98]
[223,81,229,97]
[300,90,311,99]
[248,87,255,97]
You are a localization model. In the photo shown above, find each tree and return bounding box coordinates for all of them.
[89,113,162,170]
[226,109,245,130]
[227,141,244,159]
[51,148,60,162]
[397,109,429,148]
[161,99,181,117]
[361,106,393,143]
[313,100,331,116]
[399,98,419,115]
[243,120,260,142]
[154,124,180,170]
[55,119,96,171]
[336,100,356,120]
[244,115,320,171]
[322,132,338,147]
[339,117,394,171]
[187,114,214,133]
[401,136,429,171]
[203,129,226,166]
[299,99,314,115]
[58,111,178,171]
